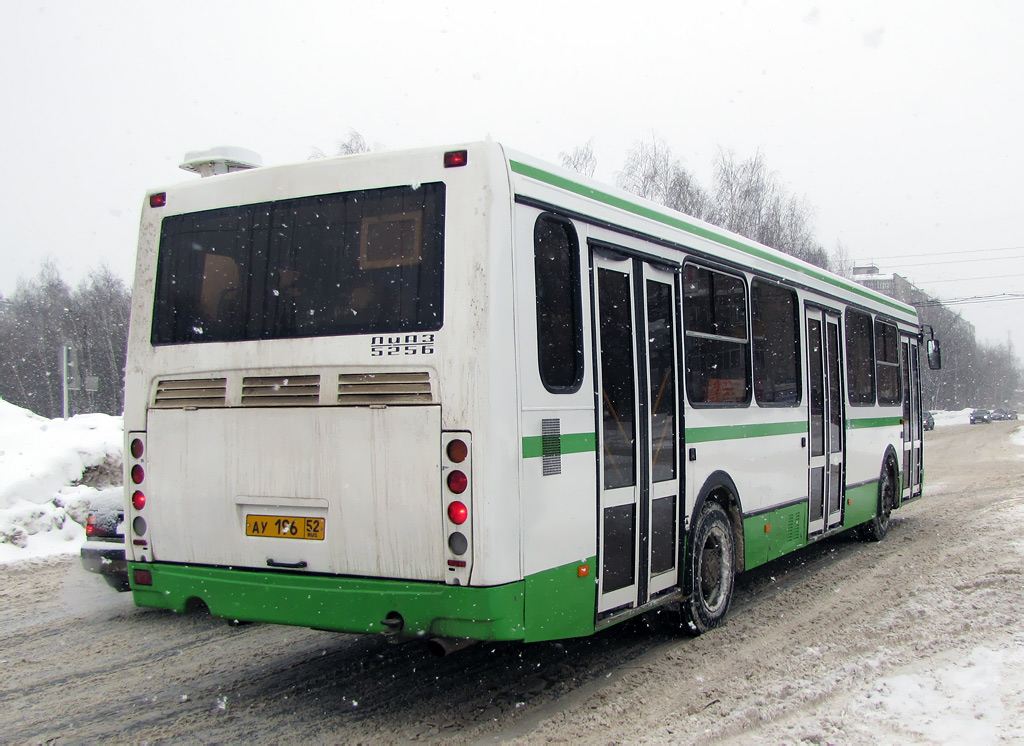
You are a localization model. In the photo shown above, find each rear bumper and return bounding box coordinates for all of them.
[81,541,128,576]
[129,561,527,641]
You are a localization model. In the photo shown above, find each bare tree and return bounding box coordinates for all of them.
[831,241,855,279]
[616,134,710,219]
[709,149,829,270]
[560,139,597,178]
[335,129,370,156]
[0,262,130,417]
[309,129,373,160]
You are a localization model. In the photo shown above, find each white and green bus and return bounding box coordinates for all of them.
[124,142,937,648]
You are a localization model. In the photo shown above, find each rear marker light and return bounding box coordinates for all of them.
[131,491,146,510]
[133,568,153,586]
[149,192,166,208]
[447,501,468,525]
[131,465,145,484]
[577,564,590,578]
[447,471,468,495]
[448,531,468,555]
[446,439,468,463]
[444,150,468,168]
[130,439,144,459]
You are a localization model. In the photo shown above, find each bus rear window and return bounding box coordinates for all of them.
[151,183,445,345]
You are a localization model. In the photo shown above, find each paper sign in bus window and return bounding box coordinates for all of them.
[359,211,423,269]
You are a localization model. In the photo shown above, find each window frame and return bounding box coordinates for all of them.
[844,308,876,406]
[682,262,751,408]
[751,278,802,408]
[874,320,903,406]
[533,213,584,394]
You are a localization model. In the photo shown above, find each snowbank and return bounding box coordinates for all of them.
[0,399,123,562]
[930,408,973,427]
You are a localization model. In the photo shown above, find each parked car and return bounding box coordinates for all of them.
[922,411,935,431]
[969,409,991,424]
[80,503,130,592]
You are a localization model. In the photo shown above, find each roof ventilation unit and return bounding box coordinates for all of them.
[179,146,263,177]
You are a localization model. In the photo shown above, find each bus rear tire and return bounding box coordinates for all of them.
[683,501,735,635]
[862,461,896,542]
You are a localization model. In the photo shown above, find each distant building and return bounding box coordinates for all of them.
[858,273,975,341]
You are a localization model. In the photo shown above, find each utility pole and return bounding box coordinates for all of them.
[62,344,82,420]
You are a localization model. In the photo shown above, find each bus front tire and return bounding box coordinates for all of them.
[683,501,736,635]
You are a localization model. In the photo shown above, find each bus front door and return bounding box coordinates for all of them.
[806,308,846,535]
[592,252,681,615]
[901,336,923,501]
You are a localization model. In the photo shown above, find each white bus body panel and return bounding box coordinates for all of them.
[146,406,445,580]
[126,143,524,587]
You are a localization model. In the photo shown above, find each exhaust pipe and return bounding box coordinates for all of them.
[426,636,479,657]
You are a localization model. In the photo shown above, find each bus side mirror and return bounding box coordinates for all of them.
[926,338,942,370]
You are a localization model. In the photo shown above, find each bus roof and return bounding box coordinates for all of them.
[503,146,918,324]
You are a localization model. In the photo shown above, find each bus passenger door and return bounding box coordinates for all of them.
[806,308,845,535]
[592,252,681,614]
[901,336,923,501]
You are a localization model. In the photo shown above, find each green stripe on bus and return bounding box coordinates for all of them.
[509,160,916,318]
[522,432,597,458]
[847,417,902,429]
[686,420,807,444]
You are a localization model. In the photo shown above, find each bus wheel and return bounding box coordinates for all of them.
[862,462,896,542]
[684,501,735,635]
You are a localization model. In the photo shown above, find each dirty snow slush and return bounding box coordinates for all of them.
[1,422,1022,743]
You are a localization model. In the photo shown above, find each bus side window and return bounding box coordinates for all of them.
[845,309,875,406]
[875,321,902,405]
[533,215,583,393]
[683,264,750,406]
[751,280,801,406]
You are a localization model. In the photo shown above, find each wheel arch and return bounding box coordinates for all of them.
[690,470,745,573]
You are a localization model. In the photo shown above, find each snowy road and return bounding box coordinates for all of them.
[1,422,1022,743]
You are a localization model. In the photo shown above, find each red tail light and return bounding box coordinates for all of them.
[133,568,153,586]
[131,465,145,484]
[447,501,468,525]
[130,438,144,459]
[86,515,96,536]
[132,491,146,510]
[447,439,468,463]
[149,192,166,208]
[447,470,467,494]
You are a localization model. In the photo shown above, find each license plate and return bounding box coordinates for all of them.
[245,514,325,540]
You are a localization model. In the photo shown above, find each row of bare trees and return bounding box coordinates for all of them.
[563,134,1021,410]
[0,262,130,418]
[1,134,1017,418]
[562,134,831,269]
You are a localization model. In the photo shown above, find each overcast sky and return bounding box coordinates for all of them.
[2,1,1022,359]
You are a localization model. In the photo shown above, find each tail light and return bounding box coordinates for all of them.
[127,432,150,558]
[442,432,472,584]
[86,514,96,537]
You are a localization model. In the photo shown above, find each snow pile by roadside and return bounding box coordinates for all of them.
[0,399,123,562]
[930,408,973,427]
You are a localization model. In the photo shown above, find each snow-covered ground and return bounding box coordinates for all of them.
[2,399,1023,741]
[0,399,122,562]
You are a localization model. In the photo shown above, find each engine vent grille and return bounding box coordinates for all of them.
[152,378,227,408]
[337,372,432,404]
[241,375,321,406]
